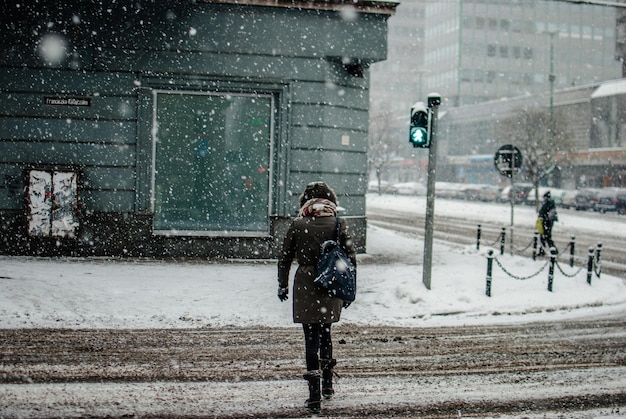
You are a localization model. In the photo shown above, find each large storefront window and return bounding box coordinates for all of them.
[152,91,273,235]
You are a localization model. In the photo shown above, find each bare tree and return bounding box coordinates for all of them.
[498,107,575,210]
[368,106,401,194]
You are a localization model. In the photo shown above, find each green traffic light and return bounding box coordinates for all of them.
[409,106,430,148]
[410,126,428,147]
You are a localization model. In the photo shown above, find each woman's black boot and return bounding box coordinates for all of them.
[303,370,321,414]
[321,358,337,399]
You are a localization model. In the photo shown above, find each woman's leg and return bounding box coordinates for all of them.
[320,323,332,361]
[320,323,336,399]
[302,323,322,412]
[302,323,321,371]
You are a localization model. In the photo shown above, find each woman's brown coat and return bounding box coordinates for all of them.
[278,216,357,324]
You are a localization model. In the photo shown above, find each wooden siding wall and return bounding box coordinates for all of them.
[0,70,138,213]
[0,1,392,256]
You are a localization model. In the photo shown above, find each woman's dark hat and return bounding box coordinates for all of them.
[299,181,337,207]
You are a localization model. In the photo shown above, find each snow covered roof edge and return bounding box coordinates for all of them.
[591,78,626,99]
[201,0,399,14]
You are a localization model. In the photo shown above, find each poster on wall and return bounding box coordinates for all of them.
[27,170,79,238]
[27,170,52,237]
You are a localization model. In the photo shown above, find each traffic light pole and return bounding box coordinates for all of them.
[422,94,441,290]
[509,159,515,256]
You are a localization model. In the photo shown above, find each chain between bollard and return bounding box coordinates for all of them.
[555,260,584,278]
[512,236,535,254]
[482,233,604,295]
[493,255,549,281]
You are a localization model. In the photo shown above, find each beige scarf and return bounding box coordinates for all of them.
[298,198,337,217]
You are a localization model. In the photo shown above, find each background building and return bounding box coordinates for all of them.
[369,0,625,187]
[369,0,426,118]
[439,81,626,189]
[423,0,622,107]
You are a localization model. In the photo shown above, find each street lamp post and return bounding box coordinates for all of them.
[542,29,558,188]
[542,29,560,159]
[549,31,556,138]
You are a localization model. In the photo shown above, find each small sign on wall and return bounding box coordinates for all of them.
[43,96,91,107]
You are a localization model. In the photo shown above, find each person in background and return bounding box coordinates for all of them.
[538,190,558,255]
[277,181,356,414]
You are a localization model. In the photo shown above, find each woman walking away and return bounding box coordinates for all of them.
[277,181,357,414]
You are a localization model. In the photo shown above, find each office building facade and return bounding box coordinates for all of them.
[423,0,622,107]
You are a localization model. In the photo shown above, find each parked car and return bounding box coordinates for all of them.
[559,189,578,209]
[435,182,467,199]
[594,188,624,213]
[459,184,485,201]
[368,180,397,194]
[499,183,533,204]
[574,189,599,211]
[617,193,626,215]
[477,185,501,202]
[393,182,427,196]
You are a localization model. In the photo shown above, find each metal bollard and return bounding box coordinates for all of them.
[500,227,506,256]
[477,224,482,250]
[595,243,603,279]
[586,246,594,285]
[532,232,538,261]
[570,236,575,268]
[486,249,494,297]
[547,247,557,292]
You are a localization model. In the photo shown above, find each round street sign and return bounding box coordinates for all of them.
[494,144,522,178]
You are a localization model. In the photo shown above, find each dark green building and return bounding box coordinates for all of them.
[0,0,396,258]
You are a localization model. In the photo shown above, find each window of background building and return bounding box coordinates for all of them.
[524,47,533,59]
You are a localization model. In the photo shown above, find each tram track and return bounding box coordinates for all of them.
[366,205,626,278]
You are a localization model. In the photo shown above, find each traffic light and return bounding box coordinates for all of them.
[409,103,430,148]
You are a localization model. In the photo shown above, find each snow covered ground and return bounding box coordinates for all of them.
[1,195,625,330]
[1,194,625,419]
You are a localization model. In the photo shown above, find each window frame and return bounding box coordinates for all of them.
[150,89,276,237]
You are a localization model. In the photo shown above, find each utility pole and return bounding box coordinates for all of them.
[422,93,441,290]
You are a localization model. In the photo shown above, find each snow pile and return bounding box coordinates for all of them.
[1,208,625,329]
